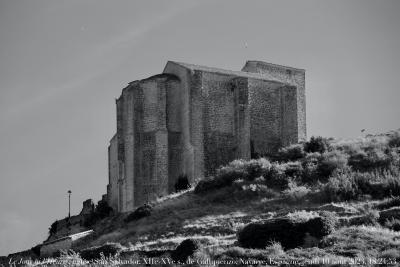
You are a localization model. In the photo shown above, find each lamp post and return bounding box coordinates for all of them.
[67,190,72,220]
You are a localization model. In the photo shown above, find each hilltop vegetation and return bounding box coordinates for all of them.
[6,130,400,266]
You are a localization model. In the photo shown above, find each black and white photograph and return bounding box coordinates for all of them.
[1,0,400,266]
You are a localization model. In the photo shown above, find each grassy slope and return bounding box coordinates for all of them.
[72,187,290,251]
[6,131,397,265]
[68,131,400,263]
[71,187,400,262]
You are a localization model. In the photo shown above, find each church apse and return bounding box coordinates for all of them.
[107,60,306,212]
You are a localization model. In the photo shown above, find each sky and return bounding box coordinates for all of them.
[0,0,399,256]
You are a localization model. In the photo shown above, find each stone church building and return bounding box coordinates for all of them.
[106,60,306,212]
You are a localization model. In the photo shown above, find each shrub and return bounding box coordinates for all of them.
[348,148,392,172]
[277,144,306,162]
[48,220,58,236]
[225,158,272,181]
[281,161,303,178]
[300,153,322,184]
[237,212,337,249]
[197,159,253,192]
[194,177,222,194]
[262,164,290,191]
[124,204,152,223]
[194,172,239,194]
[383,218,400,231]
[318,211,339,236]
[171,239,199,263]
[79,243,124,260]
[388,132,400,148]
[244,160,266,180]
[195,158,290,193]
[233,180,281,200]
[322,169,400,202]
[317,150,348,180]
[304,136,330,154]
[31,245,42,257]
[323,169,358,202]
[283,182,311,202]
[174,174,191,192]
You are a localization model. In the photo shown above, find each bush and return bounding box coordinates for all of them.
[277,144,306,162]
[79,243,124,260]
[171,239,199,263]
[175,174,191,192]
[304,136,330,154]
[281,161,303,178]
[348,148,392,172]
[263,164,291,191]
[388,132,400,148]
[318,211,339,236]
[383,218,400,231]
[238,212,337,249]
[195,158,290,193]
[124,204,152,223]
[194,175,238,194]
[31,245,42,257]
[194,160,252,193]
[323,170,359,202]
[283,182,311,202]
[48,220,58,236]
[317,150,348,180]
[323,169,400,202]
[300,153,320,184]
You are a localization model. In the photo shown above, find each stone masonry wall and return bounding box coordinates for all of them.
[115,97,126,211]
[280,85,299,147]
[166,79,183,191]
[248,79,285,156]
[116,74,182,208]
[122,84,135,212]
[242,61,306,142]
[163,63,196,183]
[189,70,205,179]
[201,72,251,175]
[107,135,119,211]
[107,61,306,212]
[232,77,251,160]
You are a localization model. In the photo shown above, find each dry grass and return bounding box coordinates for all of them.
[61,131,400,265]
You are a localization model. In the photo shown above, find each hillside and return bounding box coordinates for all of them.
[4,130,400,266]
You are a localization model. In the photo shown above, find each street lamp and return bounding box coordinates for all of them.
[67,190,72,220]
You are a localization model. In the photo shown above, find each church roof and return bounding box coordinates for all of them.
[165,61,285,84]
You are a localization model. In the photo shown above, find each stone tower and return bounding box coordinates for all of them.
[106,61,306,212]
